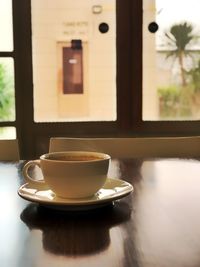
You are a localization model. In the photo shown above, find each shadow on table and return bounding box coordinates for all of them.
[20,201,131,256]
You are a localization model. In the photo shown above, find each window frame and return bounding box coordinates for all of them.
[10,0,200,159]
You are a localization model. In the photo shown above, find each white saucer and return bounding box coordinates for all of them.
[18,178,133,211]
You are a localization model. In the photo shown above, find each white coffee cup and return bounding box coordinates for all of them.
[22,151,111,199]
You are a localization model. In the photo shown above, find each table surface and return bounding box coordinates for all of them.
[1,157,200,267]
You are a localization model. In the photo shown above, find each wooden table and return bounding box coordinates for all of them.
[1,158,200,267]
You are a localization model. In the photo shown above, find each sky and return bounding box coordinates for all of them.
[156,0,200,48]
[0,0,13,51]
[156,0,200,30]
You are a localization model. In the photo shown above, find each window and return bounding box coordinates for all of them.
[31,0,117,123]
[141,0,200,135]
[0,0,16,139]
[143,0,200,121]
[62,45,83,95]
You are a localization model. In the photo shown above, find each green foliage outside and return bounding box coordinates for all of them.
[0,63,15,121]
[158,85,192,118]
[186,60,200,93]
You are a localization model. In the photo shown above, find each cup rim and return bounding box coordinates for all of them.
[40,151,111,163]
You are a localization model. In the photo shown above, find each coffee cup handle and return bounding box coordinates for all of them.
[23,160,47,189]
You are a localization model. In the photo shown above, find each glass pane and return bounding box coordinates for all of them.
[0,0,13,51]
[31,0,116,122]
[0,127,16,139]
[143,0,200,120]
[0,58,15,121]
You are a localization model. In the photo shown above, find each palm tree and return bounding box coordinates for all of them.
[165,22,195,86]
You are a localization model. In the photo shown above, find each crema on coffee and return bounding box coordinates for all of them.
[49,155,103,161]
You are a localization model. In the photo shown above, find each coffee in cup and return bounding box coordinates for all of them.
[22,151,110,199]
